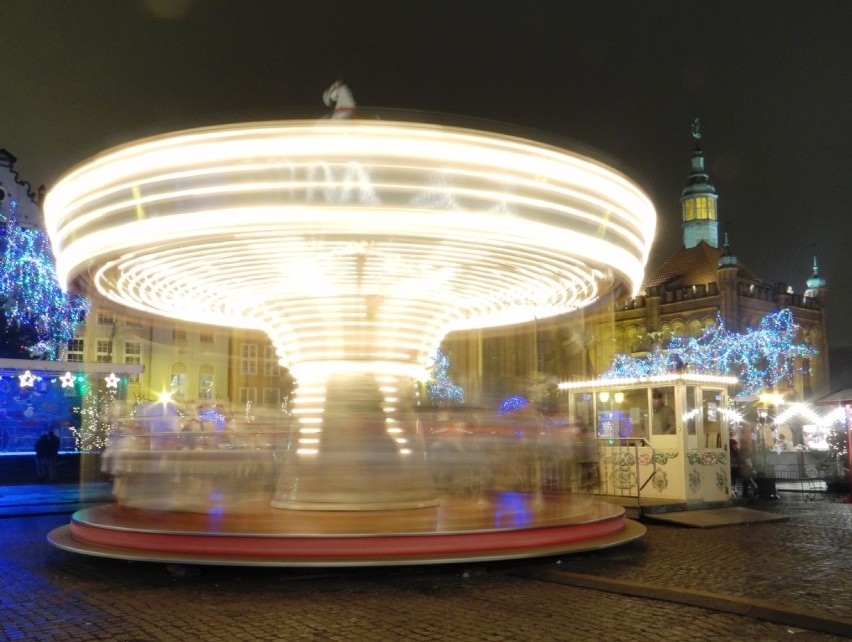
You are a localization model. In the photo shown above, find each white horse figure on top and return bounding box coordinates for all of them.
[323,80,356,119]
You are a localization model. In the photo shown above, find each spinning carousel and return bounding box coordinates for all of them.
[45,85,654,565]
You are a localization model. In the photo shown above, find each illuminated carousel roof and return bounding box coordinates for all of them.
[44,118,657,377]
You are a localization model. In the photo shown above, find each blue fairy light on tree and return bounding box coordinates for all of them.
[0,199,89,359]
[427,349,464,408]
[602,309,815,396]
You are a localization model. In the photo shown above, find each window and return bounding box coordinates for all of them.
[67,338,84,362]
[96,339,113,363]
[651,387,677,436]
[239,387,257,405]
[172,327,187,342]
[125,317,143,329]
[97,311,115,325]
[263,387,280,406]
[124,341,141,359]
[200,332,214,343]
[199,364,214,401]
[696,196,715,220]
[241,343,258,375]
[682,196,717,222]
[264,345,280,376]
[124,341,141,383]
[170,363,187,399]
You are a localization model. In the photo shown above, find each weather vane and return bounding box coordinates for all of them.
[691,117,702,140]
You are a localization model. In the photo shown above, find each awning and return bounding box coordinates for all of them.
[814,388,852,405]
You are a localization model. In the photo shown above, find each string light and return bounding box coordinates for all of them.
[602,309,815,396]
[71,387,119,451]
[0,199,90,359]
[427,349,464,406]
[497,394,529,416]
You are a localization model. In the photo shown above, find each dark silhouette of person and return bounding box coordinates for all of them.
[731,435,757,499]
[45,429,60,481]
[35,433,50,481]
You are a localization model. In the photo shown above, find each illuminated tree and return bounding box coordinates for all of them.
[0,202,89,359]
[427,349,464,407]
[602,309,815,396]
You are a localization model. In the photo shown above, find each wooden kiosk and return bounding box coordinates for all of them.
[558,374,738,504]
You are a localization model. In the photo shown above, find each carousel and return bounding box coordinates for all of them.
[45,83,656,566]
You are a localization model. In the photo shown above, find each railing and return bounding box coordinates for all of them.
[593,438,656,507]
[771,461,847,501]
[621,282,821,312]
[773,463,824,500]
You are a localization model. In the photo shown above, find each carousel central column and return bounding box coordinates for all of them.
[265,266,442,510]
[272,369,436,510]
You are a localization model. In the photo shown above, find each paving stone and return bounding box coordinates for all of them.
[1,485,850,641]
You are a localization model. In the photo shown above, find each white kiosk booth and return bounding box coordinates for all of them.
[558,374,738,504]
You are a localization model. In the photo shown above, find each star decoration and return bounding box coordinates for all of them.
[18,370,36,387]
[104,373,120,389]
[60,371,76,388]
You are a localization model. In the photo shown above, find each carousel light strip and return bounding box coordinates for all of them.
[45,122,654,238]
[45,119,656,382]
[45,121,655,288]
[557,373,739,390]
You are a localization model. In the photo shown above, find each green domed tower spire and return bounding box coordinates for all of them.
[806,255,827,291]
[680,118,719,248]
[718,231,738,268]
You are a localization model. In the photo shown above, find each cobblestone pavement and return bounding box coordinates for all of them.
[1,489,850,641]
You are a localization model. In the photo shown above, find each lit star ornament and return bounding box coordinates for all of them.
[18,370,36,387]
[60,371,76,388]
[104,373,120,389]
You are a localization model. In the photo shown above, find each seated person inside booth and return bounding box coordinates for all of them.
[652,388,676,435]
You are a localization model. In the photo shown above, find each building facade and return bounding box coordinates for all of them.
[596,127,829,402]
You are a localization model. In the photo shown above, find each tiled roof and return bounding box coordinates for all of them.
[642,241,763,292]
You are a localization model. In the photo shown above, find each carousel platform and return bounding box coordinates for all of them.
[48,491,645,567]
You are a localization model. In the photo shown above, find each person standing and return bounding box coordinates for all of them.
[651,389,676,435]
[35,433,50,481]
[45,429,60,481]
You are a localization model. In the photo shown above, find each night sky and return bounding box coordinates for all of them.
[4,1,852,353]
